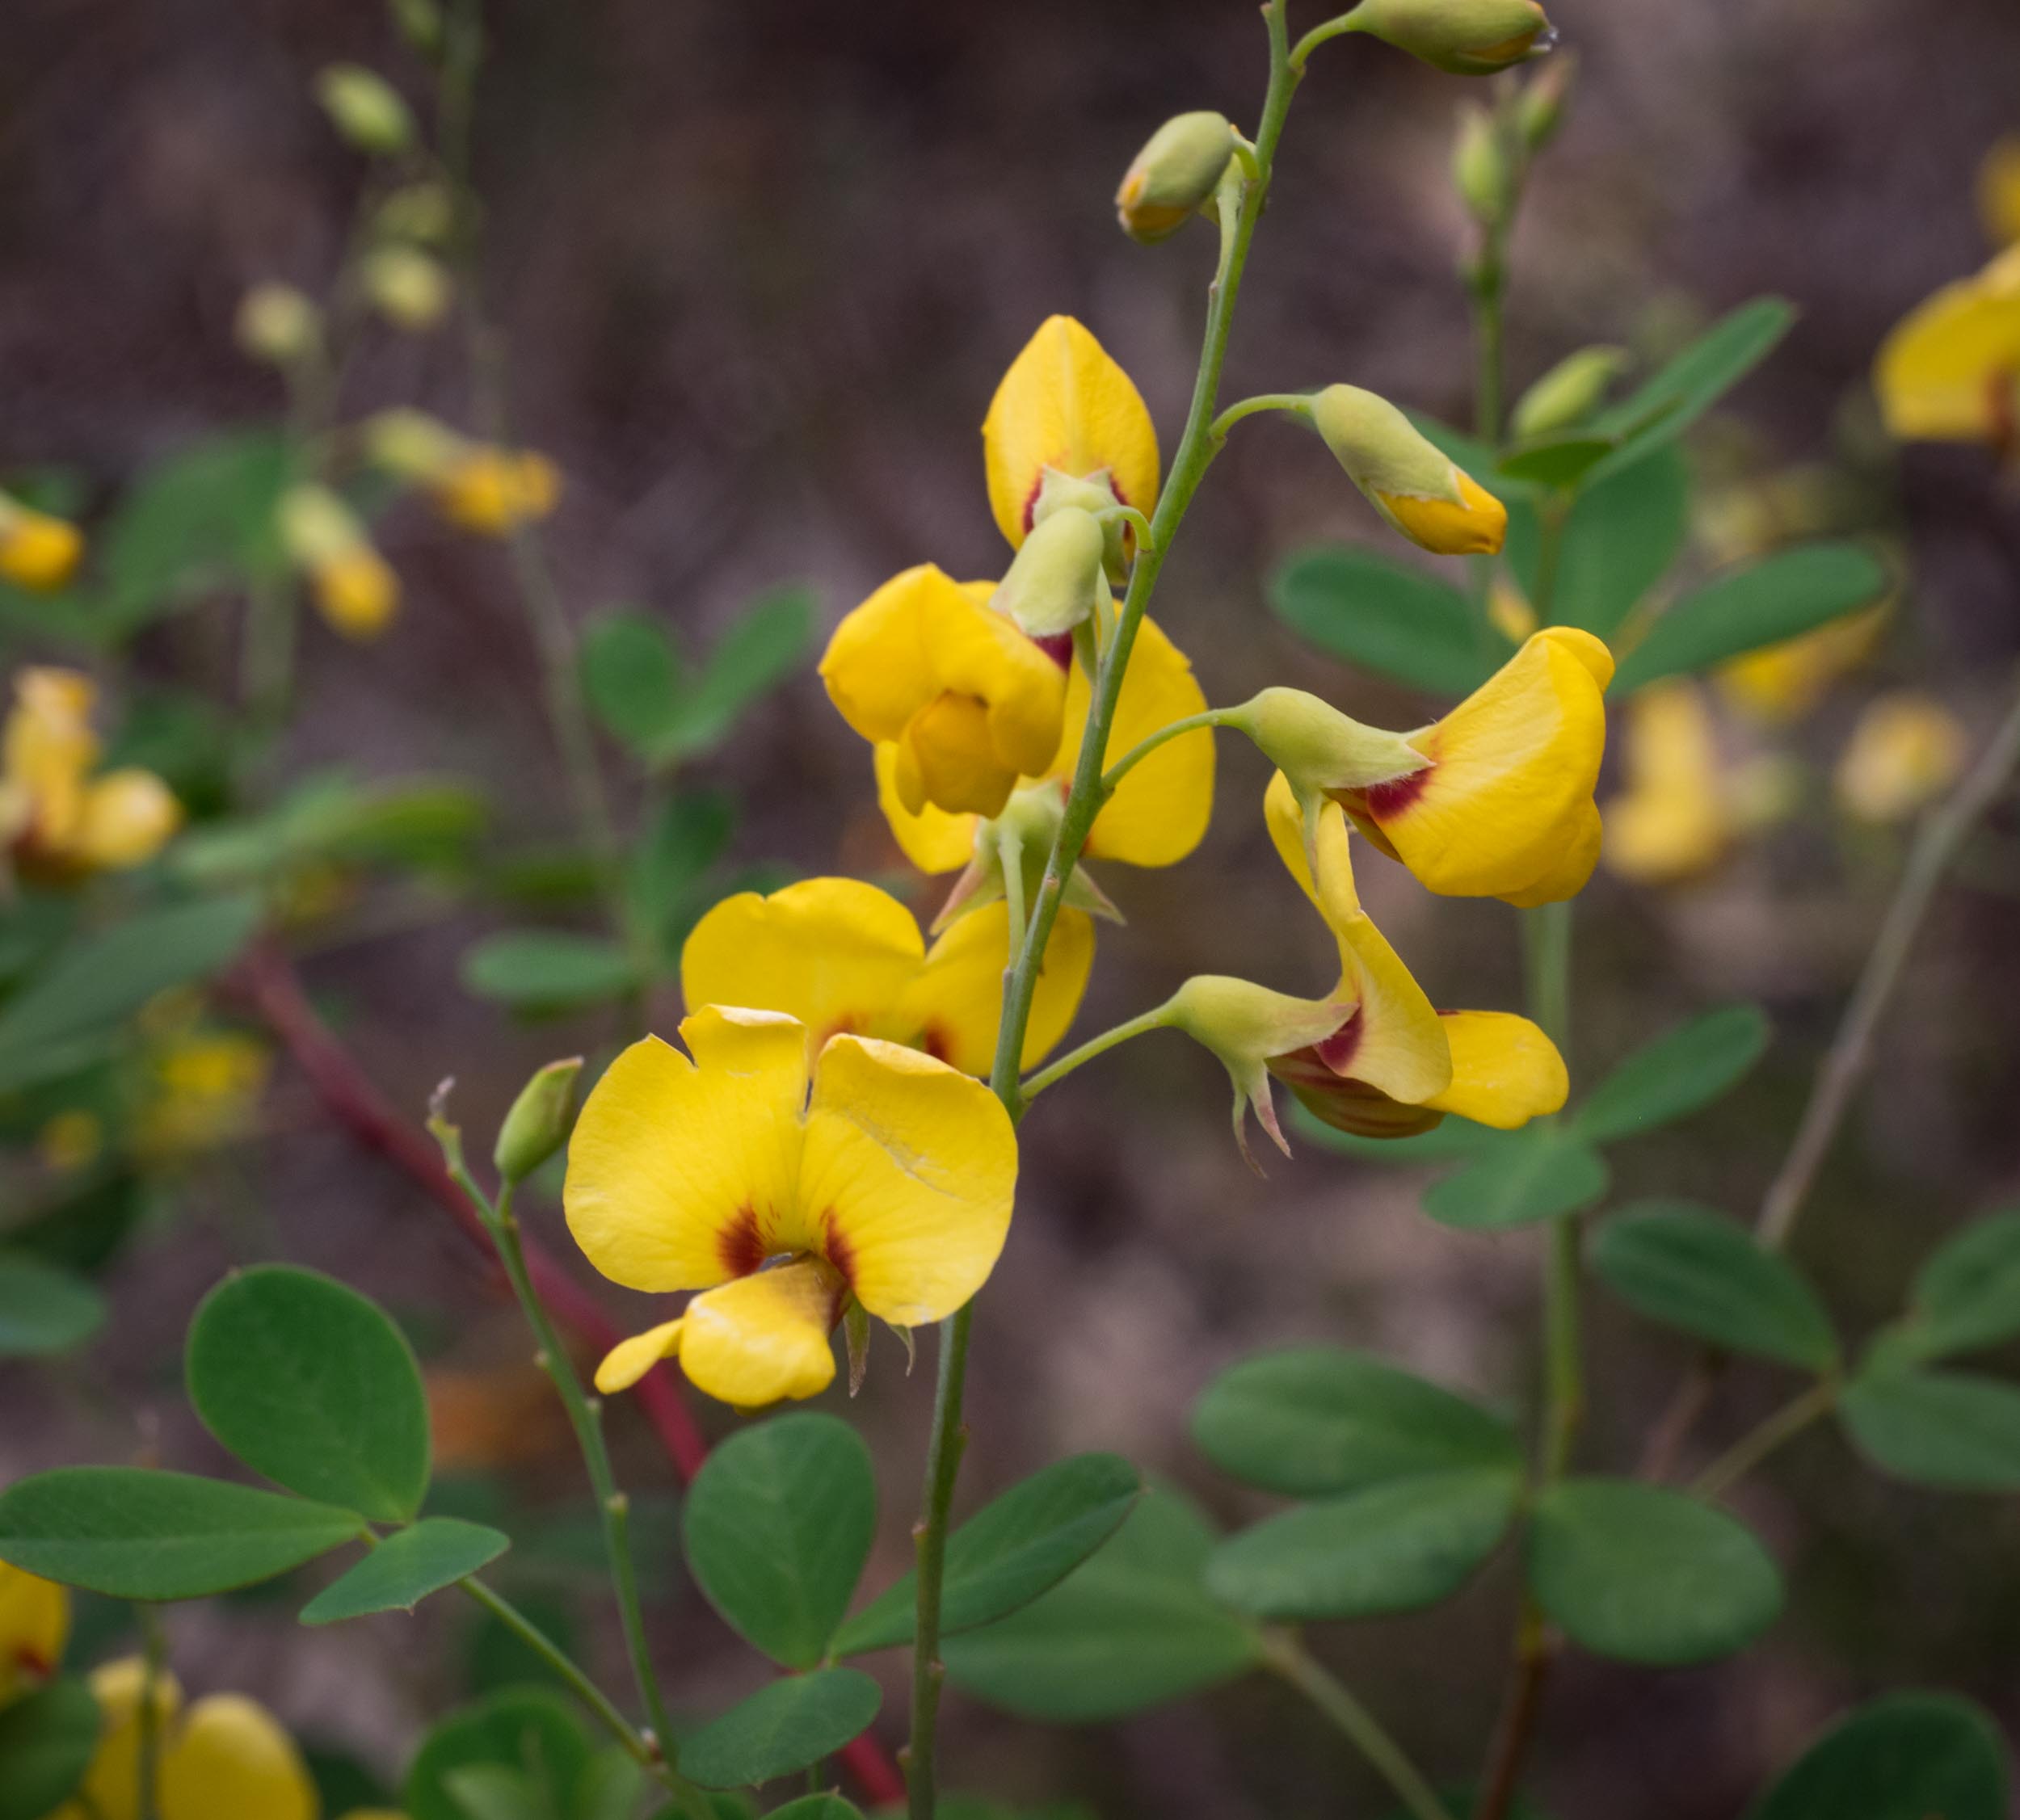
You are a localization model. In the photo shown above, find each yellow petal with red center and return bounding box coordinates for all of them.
[1874,247,2020,443]
[1361,627,1611,904]
[798,1034,1016,1327]
[563,1009,810,1294]
[1051,616,1214,865]
[1377,470,1509,557]
[159,1694,316,1820]
[983,316,1160,549]
[674,1261,840,1406]
[594,1318,686,1393]
[901,901,1094,1074]
[0,1562,68,1705]
[77,769,181,870]
[681,880,926,1057]
[65,1658,183,1820]
[1423,1011,1568,1129]
[873,742,983,872]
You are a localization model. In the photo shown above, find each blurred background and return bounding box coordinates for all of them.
[6,0,2020,1813]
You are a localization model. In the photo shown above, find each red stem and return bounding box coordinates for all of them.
[238,943,907,1806]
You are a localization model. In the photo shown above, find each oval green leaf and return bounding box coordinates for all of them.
[1206,1467,1518,1620]
[683,1413,875,1669]
[942,1488,1262,1724]
[681,1668,882,1791]
[187,1264,431,1524]
[0,1466,362,1599]
[1421,1137,1609,1232]
[1746,1692,2008,1820]
[460,931,640,1012]
[833,1452,1140,1654]
[0,1254,106,1358]
[1192,1346,1521,1498]
[1839,1368,2020,1491]
[1574,1005,1770,1145]
[1589,1201,1836,1371]
[1505,444,1690,638]
[0,1675,101,1820]
[1269,547,1491,696]
[1893,1212,2020,1363]
[403,1688,591,1820]
[582,612,684,751]
[301,1517,508,1625]
[1529,1478,1782,1666]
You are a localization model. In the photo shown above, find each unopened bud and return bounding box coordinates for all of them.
[992,506,1106,638]
[279,484,398,640]
[376,182,456,246]
[278,483,368,570]
[0,493,83,594]
[1223,688,1425,797]
[494,1056,585,1183]
[1310,384,1508,556]
[1345,0,1553,76]
[1116,111,1239,243]
[314,64,415,156]
[235,283,323,368]
[930,782,1121,933]
[1509,345,1627,441]
[362,407,465,481]
[1516,49,1577,150]
[1450,103,1513,225]
[362,246,452,331]
[388,0,444,55]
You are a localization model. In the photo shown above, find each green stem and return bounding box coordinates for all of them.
[1099,708,1231,796]
[998,827,1027,965]
[1688,1382,1837,1503]
[1020,1006,1172,1101]
[1527,498,1569,623]
[1262,1633,1458,1820]
[1209,391,1315,442]
[904,12,1306,1815]
[1289,9,1365,71]
[1470,236,1507,449]
[136,1604,166,1820]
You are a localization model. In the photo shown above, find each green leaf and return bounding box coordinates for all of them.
[301,1518,508,1625]
[1529,1478,1782,1665]
[0,1253,105,1358]
[768,1800,864,1820]
[174,775,487,889]
[680,1668,882,1790]
[1291,1103,1520,1165]
[1612,543,1888,694]
[833,1453,1141,1654]
[0,1466,362,1599]
[1496,437,1616,490]
[1192,1346,1521,1498]
[0,895,262,1095]
[1891,1213,2020,1363]
[683,1413,876,1670]
[631,790,734,942]
[1574,1004,1770,1144]
[1269,546,1492,696]
[1505,445,1690,638]
[572,1751,647,1820]
[0,1675,101,1820]
[187,1265,431,1524]
[1839,1368,2020,1490]
[1746,1692,2009,1820]
[443,1764,547,1820]
[460,931,639,1012]
[405,1690,592,1820]
[1589,1202,1836,1370]
[582,613,684,753]
[664,587,817,757]
[1589,298,1797,479]
[1420,1136,1609,1231]
[942,1488,1262,1723]
[1206,1468,1518,1620]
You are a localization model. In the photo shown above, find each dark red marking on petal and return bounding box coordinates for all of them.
[717,1204,768,1278]
[14,1647,52,1681]
[1033,631,1075,670]
[918,1024,954,1064]
[1314,1009,1364,1075]
[1356,765,1433,824]
[821,1214,858,1292]
[1020,470,1049,535]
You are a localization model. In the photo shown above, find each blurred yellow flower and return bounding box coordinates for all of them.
[36,1108,106,1174]
[1835,691,1968,824]
[135,1031,270,1159]
[1980,136,2020,249]
[1874,243,2020,445]
[1717,603,1887,725]
[0,491,83,593]
[0,1561,68,1708]
[683,877,1092,1078]
[363,409,560,537]
[1602,683,1732,885]
[278,484,399,639]
[0,669,180,877]
[565,1007,1016,1409]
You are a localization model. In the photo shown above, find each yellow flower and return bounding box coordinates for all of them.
[1310,384,1508,557]
[0,492,84,593]
[1835,691,1968,824]
[0,669,180,877]
[1874,243,2020,445]
[682,878,1093,1078]
[278,484,400,640]
[1601,683,1732,885]
[1716,602,1887,725]
[982,316,1160,551]
[565,1007,1016,1409]
[0,1561,68,1708]
[51,1658,318,1820]
[1980,136,2020,249]
[823,565,1070,819]
[433,448,561,536]
[135,1031,271,1159]
[873,614,1215,880]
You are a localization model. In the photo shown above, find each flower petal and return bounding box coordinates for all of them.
[676,1262,840,1407]
[982,316,1160,549]
[873,742,982,873]
[73,1658,183,1820]
[895,690,1021,818]
[902,902,1095,1075]
[681,880,925,1055]
[799,1035,1016,1327]
[594,1318,687,1393]
[160,1695,316,1820]
[77,770,181,870]
[1875,246,2020,443]
[563,1011,810,1294]
[821,564,953,746]
[0,1562,68,1704]
[1602,684,1727,885]
[1422,1011,1568,1129]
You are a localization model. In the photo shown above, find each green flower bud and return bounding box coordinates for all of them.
[929,782,1121,933]
[1116,111,1239,243]
[277,483,368,568]
[1160,975,1349,1172]
[1450,103,1513,225]
[1310,385,1509,555]
[1509,345,1627,441]
[388,0,444,55]
[314,64,415,156]
[1222,688,1425,797]
[376,182,456,245]
[362,407,465,481]
[1515,49,1578,151]
[494,1056,585,1183]
[1345,0,1554,76]
[991,506,1106,638]
[362,245,452,332]
[234,283,322,368]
